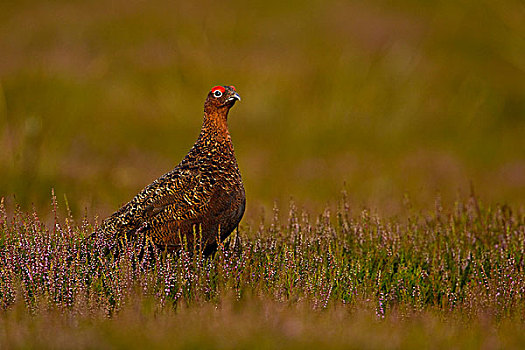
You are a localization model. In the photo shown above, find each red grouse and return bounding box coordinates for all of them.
[98,85,245,255]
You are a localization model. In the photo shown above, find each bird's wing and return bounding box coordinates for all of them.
[101,167,207,237]
[143,169,207,222]
[138,168,215,246]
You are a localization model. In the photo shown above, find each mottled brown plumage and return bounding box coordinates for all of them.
[98,85,245,255]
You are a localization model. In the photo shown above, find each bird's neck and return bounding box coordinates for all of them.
[197,110,234,153]
[201,111,231,140]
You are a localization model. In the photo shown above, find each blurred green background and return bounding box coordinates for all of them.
[1,0,524,218]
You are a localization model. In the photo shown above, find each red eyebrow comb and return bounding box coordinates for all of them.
[211,86,226,93]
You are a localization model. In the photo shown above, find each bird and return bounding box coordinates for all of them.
[96,85,245,256]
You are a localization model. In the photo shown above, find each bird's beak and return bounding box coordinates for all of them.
[228,92,241,103]
[223,91,241,108]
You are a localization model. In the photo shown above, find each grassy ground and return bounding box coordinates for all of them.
[1,0,524,348]
[1,195,524,348]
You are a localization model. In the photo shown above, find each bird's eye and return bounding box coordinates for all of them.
[213,90,222,97]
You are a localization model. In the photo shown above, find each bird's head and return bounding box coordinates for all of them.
[204,85,241,114]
